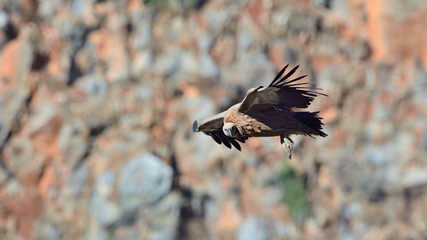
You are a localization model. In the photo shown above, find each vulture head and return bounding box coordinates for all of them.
[223,122,239,137]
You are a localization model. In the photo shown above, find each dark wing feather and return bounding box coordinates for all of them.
[239,65,327,113]
[193,112,244,151]
[269,65,300,87]
[217,133,232,149]
[269,64,289,86]
[207,132,222,144]
[228,138,242,150]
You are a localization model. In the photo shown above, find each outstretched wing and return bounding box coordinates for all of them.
[193,112,246,151]
[238,64,327,114]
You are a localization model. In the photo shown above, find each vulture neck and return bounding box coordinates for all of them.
[224,103,247,138]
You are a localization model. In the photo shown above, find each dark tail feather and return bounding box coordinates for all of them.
[294,111,327,137]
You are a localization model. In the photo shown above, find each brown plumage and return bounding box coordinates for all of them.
[192,64,327,158]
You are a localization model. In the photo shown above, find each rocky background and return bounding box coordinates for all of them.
[0,0,426,239]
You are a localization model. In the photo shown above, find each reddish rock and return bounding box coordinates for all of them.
[0,40,19,90]
[216,199,241,234]
[320,107,338,124]
[366,0,386,62]
[245,0,269,32]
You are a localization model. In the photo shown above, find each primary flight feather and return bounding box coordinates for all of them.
[192,64,327,159]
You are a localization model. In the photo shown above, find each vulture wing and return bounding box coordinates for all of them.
[193,111,247,151]
[239,64,327,114]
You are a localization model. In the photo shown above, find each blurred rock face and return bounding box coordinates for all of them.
[0,0,426,239]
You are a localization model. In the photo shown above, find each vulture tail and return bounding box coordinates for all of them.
[294,111,327,137]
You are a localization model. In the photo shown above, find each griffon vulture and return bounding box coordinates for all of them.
[192,64,327,159]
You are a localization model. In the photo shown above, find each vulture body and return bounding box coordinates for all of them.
[192,64,327,158]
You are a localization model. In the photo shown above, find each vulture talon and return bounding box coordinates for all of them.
[280,134,294,159]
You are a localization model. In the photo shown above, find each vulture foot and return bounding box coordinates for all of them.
[280,134,294,159]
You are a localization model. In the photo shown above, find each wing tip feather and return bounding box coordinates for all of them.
[269,64,289,87]
[229,138,242,151]
[272,64,328,98]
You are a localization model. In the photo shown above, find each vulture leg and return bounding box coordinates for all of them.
[280,134,294,159]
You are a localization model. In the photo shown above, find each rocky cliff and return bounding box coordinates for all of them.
[0,0,426,239]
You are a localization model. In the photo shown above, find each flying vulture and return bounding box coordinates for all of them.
[192,64,327,159]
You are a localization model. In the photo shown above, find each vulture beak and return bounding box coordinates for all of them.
[227,128,232,137]
[192,120,198,133]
